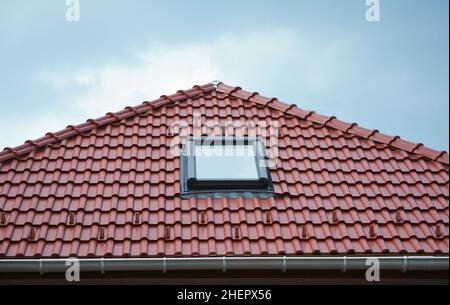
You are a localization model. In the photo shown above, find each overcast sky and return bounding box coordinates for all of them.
[0,0,448,151]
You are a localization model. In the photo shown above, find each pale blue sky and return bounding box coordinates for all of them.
[0,0,448,151]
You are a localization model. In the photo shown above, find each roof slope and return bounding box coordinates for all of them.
[0,82,448,258]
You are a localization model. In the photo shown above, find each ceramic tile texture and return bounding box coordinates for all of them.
[0,82,448,258]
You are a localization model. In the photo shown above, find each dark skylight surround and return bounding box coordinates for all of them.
[181,137,273,193]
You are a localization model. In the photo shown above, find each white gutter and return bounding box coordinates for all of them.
[0,256,448,274]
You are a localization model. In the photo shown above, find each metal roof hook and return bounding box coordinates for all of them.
[211,80,221,87]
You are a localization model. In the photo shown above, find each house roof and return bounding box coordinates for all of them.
[0,82,448,258]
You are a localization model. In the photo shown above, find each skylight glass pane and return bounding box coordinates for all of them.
[195,144,259,180]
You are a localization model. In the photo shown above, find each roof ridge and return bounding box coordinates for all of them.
[215,82,449,165]
[0,83,215,163]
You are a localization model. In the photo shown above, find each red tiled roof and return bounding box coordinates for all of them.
[0,82,448,258]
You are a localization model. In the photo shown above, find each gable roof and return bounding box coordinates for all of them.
[0,82,448,165]
[0,82,448,258]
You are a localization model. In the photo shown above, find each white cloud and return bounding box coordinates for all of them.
[38,46,220,117]
[38,28,352,118]
[0,27,354,150]
[75,47,219,116]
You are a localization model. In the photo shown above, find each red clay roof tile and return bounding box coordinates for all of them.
[0,82,448,258]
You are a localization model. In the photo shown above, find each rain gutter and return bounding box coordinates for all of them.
[0,256,448,274]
